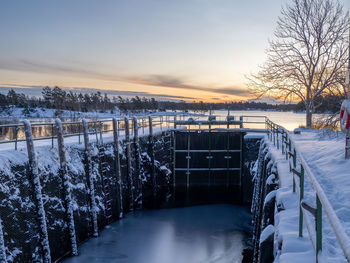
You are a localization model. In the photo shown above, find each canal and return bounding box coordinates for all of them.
[62,204,252,263]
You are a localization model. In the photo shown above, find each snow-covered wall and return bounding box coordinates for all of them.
[251,139,279,263]
[0,131,262,262]
[0,131,173,262]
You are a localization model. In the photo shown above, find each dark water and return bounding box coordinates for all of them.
[62,204,252,263]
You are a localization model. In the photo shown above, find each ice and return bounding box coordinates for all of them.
[61,204,252,263]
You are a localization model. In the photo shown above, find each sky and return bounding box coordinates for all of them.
[0,0,349,102]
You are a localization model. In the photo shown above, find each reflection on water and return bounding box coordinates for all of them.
[62,204,252,263]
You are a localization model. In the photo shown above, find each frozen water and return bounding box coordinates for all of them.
[62,204,252,263]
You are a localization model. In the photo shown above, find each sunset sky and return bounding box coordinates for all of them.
[0,0,349,102]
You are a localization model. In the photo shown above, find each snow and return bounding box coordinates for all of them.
[0,106,194,120]
[260,224,275,244]
[244,133,266,139]
[264,190,277,206]
[290,129,350,262]
[264,127,350,262]
[55,118,78,255]
[82,119,98,238]
[23,120,52,263]
[0,106,121,119]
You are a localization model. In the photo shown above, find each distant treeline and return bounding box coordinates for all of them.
[0,86,344,114]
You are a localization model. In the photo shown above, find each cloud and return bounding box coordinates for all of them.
[0,59,250,98]
[126,74,250,96]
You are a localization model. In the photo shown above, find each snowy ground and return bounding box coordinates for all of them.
[268,129,350,262]
[0,106,198,121]
[291,129,350,262]
[0,107,121,120]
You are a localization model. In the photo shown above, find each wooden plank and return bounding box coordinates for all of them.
[148,116,156,197]
[112,118,123,218]
[124,117,134,210]
[55,119,78,255]
[82,119,98,237]
[133,117,142,208]
[23,120,52,263]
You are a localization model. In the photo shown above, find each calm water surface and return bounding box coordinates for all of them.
[62,204,252,263]
[211,110,327,130]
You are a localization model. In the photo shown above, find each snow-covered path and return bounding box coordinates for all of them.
[290,130,350,262]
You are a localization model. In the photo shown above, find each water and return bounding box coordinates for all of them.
[210,110,327,131]
[62,204,252,263]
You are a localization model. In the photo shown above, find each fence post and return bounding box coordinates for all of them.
[240,116,243,128]
[112,118,123,218]
[51,124,54,148]
[78,123,81,144]
[148,116,156,198]
[124,117,134,211]
[23,120,52,263]
[292,148,297,193]
[14,126,18,151]
[55,119,78,255]
[133,117,142,208]
[94,122,98,144]
[174,116,177,129]
[99,121,103,144]
[299,164,304,237]
[316,195,322,259]
[82,119,98,237]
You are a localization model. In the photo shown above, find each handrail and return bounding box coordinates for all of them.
[266,119,350,262]
[0,114,267,149]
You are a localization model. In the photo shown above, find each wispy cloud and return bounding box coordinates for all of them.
[125,74,250,96]
[0,59,250,98]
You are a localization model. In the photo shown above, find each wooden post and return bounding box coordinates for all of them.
[23,120,52,263]
[148,116,156,198]
[82,119,98,237]
[112,118,123,218]
[55,119,78,255]
[0,218,7,263]
[124,117,134,211]
[133,117,142,208]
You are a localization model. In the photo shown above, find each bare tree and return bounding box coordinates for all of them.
[248,0,349,127]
